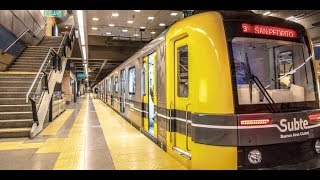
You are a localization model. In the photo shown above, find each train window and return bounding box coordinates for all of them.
[177,45,189,97]
[129,66,136,94]
[142,61,146,96]
[232,37,315,105]
[115,76,119,93]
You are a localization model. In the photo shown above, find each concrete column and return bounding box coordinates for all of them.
[45,17,56,36]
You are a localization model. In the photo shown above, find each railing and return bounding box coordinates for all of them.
[25,28,74,125]
[0,10,46,54]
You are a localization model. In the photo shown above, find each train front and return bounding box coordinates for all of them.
[222,12,320,169]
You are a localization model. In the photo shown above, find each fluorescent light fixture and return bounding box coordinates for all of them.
[140,26,145,29]
[127,20,133,24]
[77,10,84,27]
[134,34,139,37]
[122,29,128,32]
[92,17,99,21]
[79,28,85,46]
[82,46,87,60]
[109,24,114,27]
[112,13,119,17]
[134,10,141,12]
[92,27,98,30]
[65,26,69,29]
[159,23,165,26]
[263,11,271,16]
[170,12,178,16]
[151,31,156,34]
[106,32,111,35]
[148,16,154,20]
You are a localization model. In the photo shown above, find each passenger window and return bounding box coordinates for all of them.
[142,61,146,96]
[177,45,188,97]
[115,76,119,93]
[129,67,136,94]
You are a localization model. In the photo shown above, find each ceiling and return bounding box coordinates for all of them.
[84,10,183,86]
[60,10,320,87]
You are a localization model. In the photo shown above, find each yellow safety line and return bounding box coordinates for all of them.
[38,96,89,170]
[0,141,42,151]
[40,109,74,136]
[92,99,186,170]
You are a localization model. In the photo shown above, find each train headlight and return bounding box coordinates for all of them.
[315,140,320,154]
[248,149,262,165]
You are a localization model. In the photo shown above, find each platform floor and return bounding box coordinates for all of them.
[0,94,186,170]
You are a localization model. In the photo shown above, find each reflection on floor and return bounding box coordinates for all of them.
[0,94,186,170]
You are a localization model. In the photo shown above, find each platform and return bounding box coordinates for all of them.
[0,94,186,170]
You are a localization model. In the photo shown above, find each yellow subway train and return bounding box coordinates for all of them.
[95,11,320,169]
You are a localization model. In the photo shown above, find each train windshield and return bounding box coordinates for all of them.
[231,37,316,107]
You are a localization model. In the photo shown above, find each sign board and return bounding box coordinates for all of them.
[77,73,87,79]
[44,10,63,18]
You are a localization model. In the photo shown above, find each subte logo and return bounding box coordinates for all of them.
[279,118,308,132]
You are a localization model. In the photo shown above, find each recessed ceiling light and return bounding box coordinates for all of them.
[112,13,119,17]
[92,27,98,30]
[159,23,165,26]
[109,24,114,27]
[151,31,156,34]
[148,17,154,20]
[134,10,141,12]
[122,29,128,32]
[134,34,139,37]
[140,26,145,29]
[106,32,111,35]
[127,20,133,24]
[65,26,69,29]
[170,12,178,16]
[92,17,99,21]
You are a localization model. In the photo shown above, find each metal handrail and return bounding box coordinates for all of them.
[57,30,69,56]
[34,23,46,36]
[2,11,47,54]
[2,24,46,54]
[10,10,36,37]
[26,29,74,103]
[26,48,53,103]
[2,29,29,53]
[27,10,42,32]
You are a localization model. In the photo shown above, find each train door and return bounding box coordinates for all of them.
[111,76,114,106]
[171,37,192,160]
[147,52,157,136]
[120,69,126,114]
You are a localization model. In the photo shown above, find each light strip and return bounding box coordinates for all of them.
[82,46,87,61]
[77,10,84,27]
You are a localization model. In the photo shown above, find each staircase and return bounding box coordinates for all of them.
[0,36,64,138]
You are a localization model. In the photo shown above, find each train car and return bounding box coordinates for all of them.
[94,11,320,169]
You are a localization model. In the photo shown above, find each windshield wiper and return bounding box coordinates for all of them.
[245,53,281,113]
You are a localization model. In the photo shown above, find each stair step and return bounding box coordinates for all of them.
[0,112,33,120]
[0,80,41,87]
[14,62,43,66]
[0,87,35,92]
[0,98,28,105]
[0,104,32,112]
[9,67,51,72]
[11,65,46,69]
[0,128,31,138]
[14,60,50,64]
[0,119,33,128]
